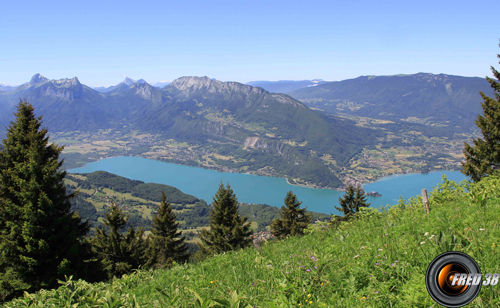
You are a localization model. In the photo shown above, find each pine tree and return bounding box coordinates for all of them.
[0,100,92,301]
[198,183,252,254]
[270,191,312,239]
[146,192,188,269]
[91,204,147,279]
[463,46,500,182]
[335,185,371,220]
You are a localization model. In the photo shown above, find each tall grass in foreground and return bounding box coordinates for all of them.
[4,175,500,307]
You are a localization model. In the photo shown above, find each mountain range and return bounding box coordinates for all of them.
[0,74,381,187]
[287,73,493,131]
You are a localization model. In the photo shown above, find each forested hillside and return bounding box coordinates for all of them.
[289,73,493,131]
[66,171,331,235]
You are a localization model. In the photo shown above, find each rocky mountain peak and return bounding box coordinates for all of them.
[170,76,268,96]
[123,77,136,86]
[29,73,50,85]
[53,77,81,87]
[136,79,148,84]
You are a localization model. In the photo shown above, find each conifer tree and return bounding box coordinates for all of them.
[199,183,252,254]
[270,191,312,239]
[463,46,500,182]
[146,192,188,269]
[335,185,370,219]
[0,100,92,301]
[91,204,147,279]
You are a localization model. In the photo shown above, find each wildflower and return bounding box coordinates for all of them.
[307,294,311,298]
[251,283,255,286]
[314,266,318,269]
[424,232,429,236]
[429,235,435,239]
[375,263,379,265]
[306,269,311,272]
[286,272,289,274]
[480,228,485,231]
[210,281,215,284]
[395,260,399,263]
[391,263,395,266]
[362,296,366,300]
[353,255,360,259]
[361,246,367,249]
[321,282,324,286]
[420,241,426,245]
[309,301,313,304]
[385,233,388,236]
[378,249,383,251]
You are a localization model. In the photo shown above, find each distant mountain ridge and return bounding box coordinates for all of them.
[246,79,329,94]
[288,73,493,131]
[0,83,15,92]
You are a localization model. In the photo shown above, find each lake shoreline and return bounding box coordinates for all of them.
[66,154,463,193]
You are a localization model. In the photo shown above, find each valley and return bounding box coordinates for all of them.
[56,115,470,189]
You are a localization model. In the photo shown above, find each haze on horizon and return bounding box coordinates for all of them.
[1,0,498,87]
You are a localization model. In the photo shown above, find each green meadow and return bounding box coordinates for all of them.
[4,174,500,307]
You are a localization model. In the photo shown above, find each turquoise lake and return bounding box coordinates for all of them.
[68,156,467,215]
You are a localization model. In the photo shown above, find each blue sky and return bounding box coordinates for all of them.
[1,0,498,87]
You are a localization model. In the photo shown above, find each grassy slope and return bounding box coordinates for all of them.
[4,175,500,307]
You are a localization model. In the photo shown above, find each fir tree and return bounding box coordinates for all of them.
[0,100,92,302]
[146,192,188,269]
[198,183,252,254]
[270,191,312,239]
[335,185,370,219]
[463,46,500,182]
[91,204,147,279]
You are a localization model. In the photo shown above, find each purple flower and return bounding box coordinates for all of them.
[306,269,310,272]
[251,283,255,286]
[314,266,317,269]
[385,233,388,236]
[286,272,289,274]
[391,264,395,266]
[395,260,399,263]
[375,263,379,265]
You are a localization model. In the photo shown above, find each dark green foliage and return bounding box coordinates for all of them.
[146,192,188,269]
[91,204,147,279]
[82,171,201,204]
[270,191,312,239]
[463,48,500,182]
[199,183,252,254]
[132,183,199,204]
[0,100,93,302]
[335,185,371,220]
[239,203,330,232]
